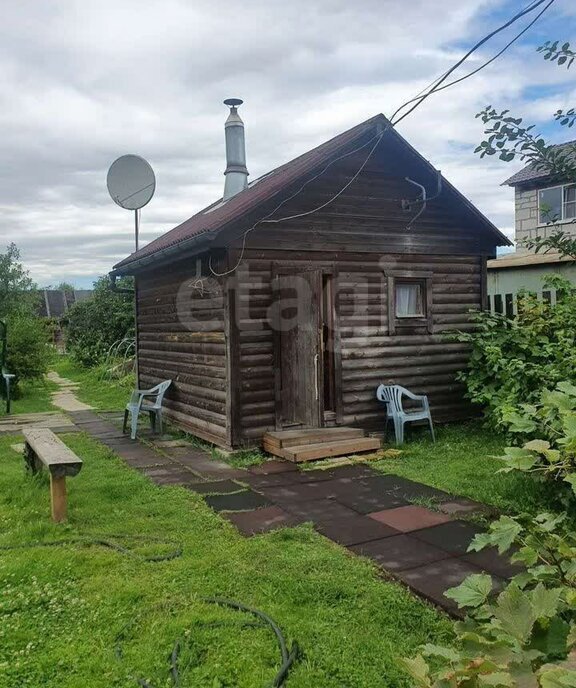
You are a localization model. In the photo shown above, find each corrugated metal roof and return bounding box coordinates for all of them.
[503,139,576,186]
[487,251,574,269]
[115,115,381,270]
[114,113,509,272]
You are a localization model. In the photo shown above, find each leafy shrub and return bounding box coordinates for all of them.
[66,276,134,368]
[404,513,576,687]
[496,381,576,509]
[4,314,50,383]
[455,276,576,430]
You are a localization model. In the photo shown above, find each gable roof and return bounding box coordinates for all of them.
[113,114,509,274]
[503,139,576,186]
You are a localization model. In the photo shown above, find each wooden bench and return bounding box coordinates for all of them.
[23,428,83,523]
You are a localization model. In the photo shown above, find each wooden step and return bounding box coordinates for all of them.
[266,437,381,463]
[263,427,365,449]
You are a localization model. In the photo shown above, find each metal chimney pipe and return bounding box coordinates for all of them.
[223,98,249,200]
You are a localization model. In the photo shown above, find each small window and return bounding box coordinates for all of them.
[494,294,503,314]
[387,271,433,335]
[395,281,424,318]
[539,187,563,224]
[564,184,576,220]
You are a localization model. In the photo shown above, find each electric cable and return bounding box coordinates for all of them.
[207,0,556,277]
[391,0,555,122]
[390,0,555,125]
[209,130,384,276]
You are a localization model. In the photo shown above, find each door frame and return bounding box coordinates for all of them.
[271,262,342,430]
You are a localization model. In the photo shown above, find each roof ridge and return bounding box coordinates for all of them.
[113,114,386,270]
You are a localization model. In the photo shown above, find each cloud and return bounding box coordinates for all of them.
[0,0,573,284]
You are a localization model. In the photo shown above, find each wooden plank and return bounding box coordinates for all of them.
[282,437,381,462]
[50,476,67,523]
[263,426,365,448]
[23,428,83,478]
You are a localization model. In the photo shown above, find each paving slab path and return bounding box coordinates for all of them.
[71,411,516,616]
[0,411,78,434]
[47,371,93,412]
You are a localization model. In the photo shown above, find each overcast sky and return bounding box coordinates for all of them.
[1,0,575,287]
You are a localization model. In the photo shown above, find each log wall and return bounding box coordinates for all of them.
[136,258,229,446]
[229,250,480,444]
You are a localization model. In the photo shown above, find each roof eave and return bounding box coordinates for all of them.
[110,230,217,277]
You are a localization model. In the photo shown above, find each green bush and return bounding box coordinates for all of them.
[405,513,576,687]
[454,276,576,431]
[66,276,134,368]
[5,314,51,383]
[495,381,576,509]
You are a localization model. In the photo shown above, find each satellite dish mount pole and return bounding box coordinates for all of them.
[134,209,139,252]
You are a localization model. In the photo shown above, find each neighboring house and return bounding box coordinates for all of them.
[38,289,93,318]
[111,106,509,449]
[488,140,576,313]
[37,289,93,350]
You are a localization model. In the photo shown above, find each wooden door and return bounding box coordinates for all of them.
[273,270,322,428]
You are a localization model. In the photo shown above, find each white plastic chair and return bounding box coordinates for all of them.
[376,384,435,445]
[123,380,172,440]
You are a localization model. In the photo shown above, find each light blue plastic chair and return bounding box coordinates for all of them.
[123,380,172,440]
[376,384,435,445]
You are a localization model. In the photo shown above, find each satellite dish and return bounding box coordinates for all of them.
[107,154,155,210]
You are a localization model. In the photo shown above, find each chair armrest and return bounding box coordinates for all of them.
[400,388,426,402]
[400,389,429,411]
[135,388,157,396]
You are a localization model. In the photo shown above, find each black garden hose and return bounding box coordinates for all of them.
[0,533,183,562]
[115,597,299,688]
[2,538,299,685]
[206,598,299,688]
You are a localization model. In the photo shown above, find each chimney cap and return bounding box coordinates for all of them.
[224,98,243,108]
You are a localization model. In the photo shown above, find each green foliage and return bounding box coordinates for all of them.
[405,514,576,687]
[475,40,576,260]
[538,40,576,69]
[66,275,134,368]
[4,314,51,383]
[0,243,39,319]
[454,277,576,431]
[496,381,576,508]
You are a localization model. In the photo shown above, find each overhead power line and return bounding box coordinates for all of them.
[210,0,556,276]
[391,0,556,125]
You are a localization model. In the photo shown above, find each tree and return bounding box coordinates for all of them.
[475,40,576,258]
[0,244,49,383]
[66,275,135,367]
[0,243,38,318]
[56,282,75,293]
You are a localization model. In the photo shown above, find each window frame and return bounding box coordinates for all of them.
[395,279,425,318]
[538,183,576,225]
[386,270,433,335]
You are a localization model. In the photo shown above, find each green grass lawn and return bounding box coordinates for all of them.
[8,377,58,415]
[373,421,557,516]
[51,356,132,411]
[0,432,451,688]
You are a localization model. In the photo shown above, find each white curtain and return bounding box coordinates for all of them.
[396,284,421,317]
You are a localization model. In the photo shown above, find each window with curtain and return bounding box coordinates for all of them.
[395,281,424,317]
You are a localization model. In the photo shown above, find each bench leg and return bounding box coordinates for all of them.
[50,475,67,523]
[24,444,39,474]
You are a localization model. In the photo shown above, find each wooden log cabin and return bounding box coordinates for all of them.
[111,106,510,451]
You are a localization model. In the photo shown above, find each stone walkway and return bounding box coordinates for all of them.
[0,411,78,434]
[47,371,93,412]
[70,410,518,616]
